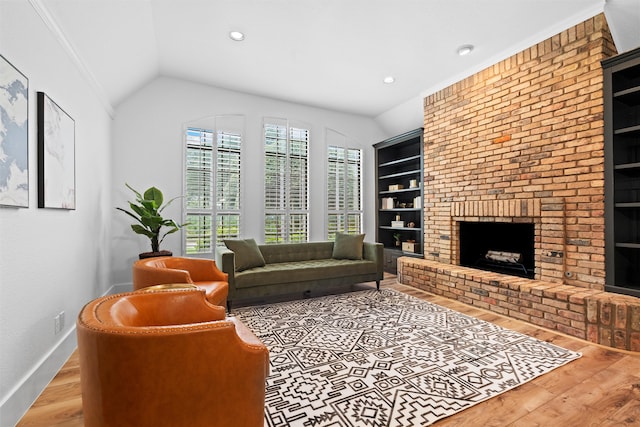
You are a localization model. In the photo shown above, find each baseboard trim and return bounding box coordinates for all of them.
[0,326,77,427]
[1,283,132,427]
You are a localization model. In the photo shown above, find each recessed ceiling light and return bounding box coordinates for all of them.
[229,31,245,41]
[383,76,395,84]
[457,44,474,56]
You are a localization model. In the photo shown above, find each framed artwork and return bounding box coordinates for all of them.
[0,54,29,208]
[37,92,75,209]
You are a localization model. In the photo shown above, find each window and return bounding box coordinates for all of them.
[184,126,242,254]
[264,120,309,243]
[327,141,362,240]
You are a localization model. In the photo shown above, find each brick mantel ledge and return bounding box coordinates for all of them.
[398,257,640,352]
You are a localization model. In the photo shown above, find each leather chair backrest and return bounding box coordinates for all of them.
[89,290,225,327]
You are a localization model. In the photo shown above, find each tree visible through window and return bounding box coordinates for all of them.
[264,121,309,243]
[184,127,241,254]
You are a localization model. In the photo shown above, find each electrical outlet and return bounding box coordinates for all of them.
[54,311,65,335]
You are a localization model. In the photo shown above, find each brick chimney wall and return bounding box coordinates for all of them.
[421,14,617,290]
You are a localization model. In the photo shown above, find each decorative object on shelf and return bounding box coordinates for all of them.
[391,215,404,228]
[409,179,418,188]
[37,92,75,209]
[402,240,420,253]
[407,221,416,228]
[0,54,29,208]
[388,184,404,191]
[393,233,401,247]
[414,196,422,208]
[381,197,395,209]
[116,183,185,259]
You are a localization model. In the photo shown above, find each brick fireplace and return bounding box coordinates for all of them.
[398,14,640,351]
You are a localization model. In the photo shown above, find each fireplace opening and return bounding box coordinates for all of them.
[459,221,535,278]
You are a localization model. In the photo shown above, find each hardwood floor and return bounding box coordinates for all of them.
[17,277,640,426]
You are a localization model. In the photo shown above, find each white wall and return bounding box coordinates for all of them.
[111,76,386,285]
[0,1,112,426]
[375,96,424,137]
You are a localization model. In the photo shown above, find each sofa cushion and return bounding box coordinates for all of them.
[234,259,377,289]
[260,241,334,263]
[332,233,365,260]
[224,239,266,272]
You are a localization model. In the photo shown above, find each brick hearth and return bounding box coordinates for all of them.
[401,14,640,351]
[398,258,640,351]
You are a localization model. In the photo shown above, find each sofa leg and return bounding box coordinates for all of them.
[376,280,380,291]
[227,300,232,313]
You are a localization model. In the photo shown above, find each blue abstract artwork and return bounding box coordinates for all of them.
[0,54,29,208]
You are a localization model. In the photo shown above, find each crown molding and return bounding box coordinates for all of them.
[28,0,115,118]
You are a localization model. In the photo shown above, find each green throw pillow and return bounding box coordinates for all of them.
[332,233,365,260]
[224,238,266,272]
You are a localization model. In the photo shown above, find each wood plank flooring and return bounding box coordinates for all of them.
[17,277,640,426]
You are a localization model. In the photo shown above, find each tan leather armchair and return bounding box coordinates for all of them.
[76,288,269,427]
[132,256,228,308]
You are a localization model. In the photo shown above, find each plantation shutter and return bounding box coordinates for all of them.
[185,128,214,254]
[264,118,309,243]
[215,131,242,245]
[326,129,362,240]
[184,116,243,254]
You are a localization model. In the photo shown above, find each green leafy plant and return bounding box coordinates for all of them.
[116,184,184,253]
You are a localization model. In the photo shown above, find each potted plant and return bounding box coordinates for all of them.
[116,183,184,259]
[393,233,402,247]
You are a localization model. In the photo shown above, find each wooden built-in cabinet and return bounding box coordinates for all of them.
[603,46,640,297]
[373,129,424,274]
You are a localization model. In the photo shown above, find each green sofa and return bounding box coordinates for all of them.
[215,240,383,310]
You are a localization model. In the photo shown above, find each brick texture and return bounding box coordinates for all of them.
[405,15,640,352]
[421,14,617,290]
[399,257,640,351]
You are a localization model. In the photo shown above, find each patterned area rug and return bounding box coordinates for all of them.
[234,289,581,427]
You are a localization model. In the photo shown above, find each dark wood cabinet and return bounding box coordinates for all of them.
[373,129,424,274]
[603,47,640,297]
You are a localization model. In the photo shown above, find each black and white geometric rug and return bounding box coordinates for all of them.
[234,289,581,427]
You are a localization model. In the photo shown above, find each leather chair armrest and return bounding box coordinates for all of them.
[182,258,228,283]
[228,316,270,373]
[132,264,192,290]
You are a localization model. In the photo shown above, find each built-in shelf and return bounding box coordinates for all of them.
[378,169,422,180]
[379,226,422,231]
[379,155,421,168]
[615,202,640,208]
[616,242,640,249]
[603,46,640,297]
[374,129,424,274]
[614,124,640,135]
[379,187,421,195]
[614,162,640,170]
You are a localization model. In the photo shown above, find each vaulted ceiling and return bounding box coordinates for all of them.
[36,0,640,119]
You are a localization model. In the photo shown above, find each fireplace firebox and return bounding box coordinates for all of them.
[459,221,535,279]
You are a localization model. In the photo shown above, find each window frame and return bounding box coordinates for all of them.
[263,118,310,244]
[326,142,363,240]
[183,120,243,255]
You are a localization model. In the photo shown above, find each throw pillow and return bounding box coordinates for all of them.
[224,238,266,272]
[332,232,365,260]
